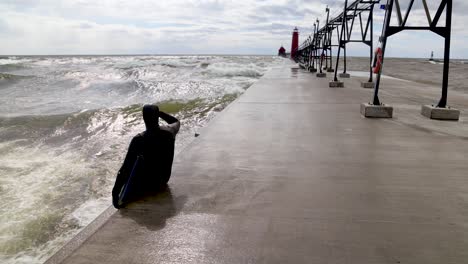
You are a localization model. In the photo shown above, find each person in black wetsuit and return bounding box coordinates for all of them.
[112,104,180,208]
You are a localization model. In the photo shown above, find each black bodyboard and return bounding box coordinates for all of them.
[117,155,144,207]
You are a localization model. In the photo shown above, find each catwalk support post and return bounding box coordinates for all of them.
[370,0,458,120]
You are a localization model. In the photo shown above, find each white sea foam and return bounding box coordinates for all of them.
[205,62,264,77]
[69,198,111,227]
[0,59,24,65]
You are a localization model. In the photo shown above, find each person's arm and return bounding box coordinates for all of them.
[159,111,180,136]
[112,137,138,208]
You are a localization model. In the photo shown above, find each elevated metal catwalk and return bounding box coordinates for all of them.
[372,0,453,108]
[297,0,455,113]
[296,0,380,79]
[333,0,380,83]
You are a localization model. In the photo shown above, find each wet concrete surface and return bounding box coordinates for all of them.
[50,64,468,264]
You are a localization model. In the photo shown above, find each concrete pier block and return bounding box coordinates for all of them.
[421,105,460,121]
[327,68,335,73]
[361,82,374,89]
[339,73,350,78]
[329,81,344,88]
[316,73,327,78]
[360,103,393,118]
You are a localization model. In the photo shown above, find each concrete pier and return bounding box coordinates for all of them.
[48,64,468,264]
[339,73,351,78]
[329,81,345,88]
[361,81,374,88]
[421,105,460,121]
[316,72,327,78]
[360,103,394,118]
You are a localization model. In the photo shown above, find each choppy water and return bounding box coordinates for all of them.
[341,57,468,93]
[0,55,284,263]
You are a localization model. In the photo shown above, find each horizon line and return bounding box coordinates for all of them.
[1,54,466,60]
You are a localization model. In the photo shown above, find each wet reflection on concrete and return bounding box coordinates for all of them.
[120,186,187,231]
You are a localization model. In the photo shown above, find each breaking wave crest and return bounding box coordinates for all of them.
[0,64,28,72]
[0,73,31,81]
[204,62,264,77]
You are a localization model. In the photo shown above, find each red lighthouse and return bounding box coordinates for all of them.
[291,27,299,58]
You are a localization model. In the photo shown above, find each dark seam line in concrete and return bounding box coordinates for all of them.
[388,119,468,140]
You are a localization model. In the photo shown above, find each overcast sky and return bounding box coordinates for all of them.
[0,0,466,58]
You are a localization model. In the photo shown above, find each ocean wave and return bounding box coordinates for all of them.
[0,73,30,81]
[0,114,70,142]
[0,95,240,264]
[199,62,210,68]
[0,63,28,71]
[0,106,140,263]
[0,57,34,65]
[0,94,238,146]
[63,70,124,84]
[158,57,202,68]
[204,62,264,78]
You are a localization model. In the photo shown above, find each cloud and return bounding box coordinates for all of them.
[0,18,14,35]
[0,0,466,57]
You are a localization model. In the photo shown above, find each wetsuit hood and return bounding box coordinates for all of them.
[143,104,159,131]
